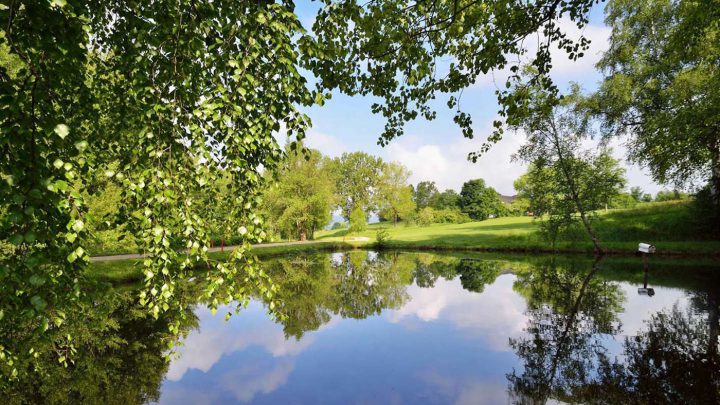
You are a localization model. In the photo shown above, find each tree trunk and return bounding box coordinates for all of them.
[710,145,720,225]
[549,122,604,255]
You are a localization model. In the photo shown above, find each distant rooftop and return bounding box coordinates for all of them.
[500,195,516,204]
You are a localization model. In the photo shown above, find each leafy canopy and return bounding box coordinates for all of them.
[263,148,336,240]
[592,0,720,196]
[1,0,320,380]
[459,179,505,220]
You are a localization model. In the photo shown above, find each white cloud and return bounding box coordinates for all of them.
[472,18,611,90]
[386,127,527,195]
[420,370,512,405]
[389,275,528,351]
[166,303,318,382]
[160,359,295,405]
[220,360,295,403]
[387,117,664,196]
[305,129,348,157]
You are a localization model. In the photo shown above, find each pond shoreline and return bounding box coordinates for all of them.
[88,240,720,284]
[90,239,720,263]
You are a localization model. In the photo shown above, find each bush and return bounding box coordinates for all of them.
[416,207,471,226]
[610,193,638,209]
[375,228,392,248]
[331,221,347,230]
[433,208,472,224]
[417,207,435,226]
[655,189,690,202]
[348,206,367,233]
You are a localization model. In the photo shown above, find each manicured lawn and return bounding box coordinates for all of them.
[318,216,540,248]
[86,201,720,283]
[316,201,720,255]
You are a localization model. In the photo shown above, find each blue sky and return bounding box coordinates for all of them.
[293,2,663,196]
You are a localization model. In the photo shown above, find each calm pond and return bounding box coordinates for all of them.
[7,251,720,404]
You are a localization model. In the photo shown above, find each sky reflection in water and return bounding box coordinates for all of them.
[156,251,713,405]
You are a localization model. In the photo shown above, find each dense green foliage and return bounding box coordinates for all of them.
[1,0,315,381]
[333,152,384,220]
[348,206,368,234]
[592,0,720,217]
[263,148,336,240]
[458,179,506,220]
[376,163,416,225]
[429,189,461,210]
[412,181,439,210]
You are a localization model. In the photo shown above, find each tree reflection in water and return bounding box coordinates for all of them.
[2,251,719,404]
[508,257,720,404]
[2,282,199,404]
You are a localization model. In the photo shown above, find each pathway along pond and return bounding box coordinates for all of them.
[5,251,720,404]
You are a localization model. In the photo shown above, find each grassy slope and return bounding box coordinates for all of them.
[87,201,720,283]
[316,201,720,254]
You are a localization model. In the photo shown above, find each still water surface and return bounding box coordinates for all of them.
[157,251,720,404]
[7,251,720,404]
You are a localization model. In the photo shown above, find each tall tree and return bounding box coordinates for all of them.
[429,189,460,210]
[412,181,438,210]
[333,152,384,220]
[592,0,720,217]
[348,206,368,234]
[264,148,336,241]
[377,162,416,225]
[458,179,505,220]
[512,88,626,253]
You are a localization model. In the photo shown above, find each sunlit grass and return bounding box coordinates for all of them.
[316,201,720,254]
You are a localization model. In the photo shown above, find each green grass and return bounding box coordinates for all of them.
[86,201,720,283]
[316,201,720,255]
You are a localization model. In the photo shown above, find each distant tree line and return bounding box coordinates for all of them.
[82,141,694,249]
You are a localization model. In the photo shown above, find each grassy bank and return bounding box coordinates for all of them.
[316,201,720,255]
[87,201,719,283]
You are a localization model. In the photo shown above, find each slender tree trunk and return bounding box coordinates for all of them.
[708,293,718,358]
[545,256,603,400]
[710,144,720,227]
[549,121,604,255]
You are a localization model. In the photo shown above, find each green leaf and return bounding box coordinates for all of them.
[30,295,47,312]
[55,180,69,192]
[74,140,88,152]
[9,234,24,245]
[24,232,36,243]
[29,275,45,286]
[54,124,69,139]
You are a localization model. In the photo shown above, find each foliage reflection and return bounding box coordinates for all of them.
[2,252,718,404]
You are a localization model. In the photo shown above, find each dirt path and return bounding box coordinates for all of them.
[89,240,326,262]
